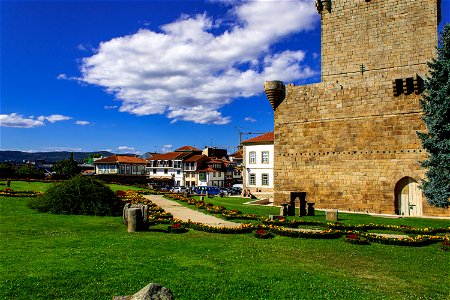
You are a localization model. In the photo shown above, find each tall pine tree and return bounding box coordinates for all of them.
[417,24,450,208]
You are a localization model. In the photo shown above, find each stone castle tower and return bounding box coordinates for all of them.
[265,0,448,216]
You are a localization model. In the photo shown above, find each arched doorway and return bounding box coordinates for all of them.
[395,177,422,216]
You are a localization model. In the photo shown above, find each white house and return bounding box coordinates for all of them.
[147,152,191,186]
[242,132,274,194]
[94,155,147,176]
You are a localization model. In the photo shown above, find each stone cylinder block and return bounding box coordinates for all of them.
[264,80,285,110]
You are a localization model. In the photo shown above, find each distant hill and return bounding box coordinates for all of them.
[0,150,131,163]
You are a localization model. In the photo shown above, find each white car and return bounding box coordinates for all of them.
[172,186,188,193]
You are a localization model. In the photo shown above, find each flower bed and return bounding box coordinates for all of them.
[343,233,370,245]
[187,221,255,234]
[168,222,188,234]
[117,190,449,247]
[363,233,444,247]
[0,188,43,197]
[271,227,343,239]
[253,229,274,239]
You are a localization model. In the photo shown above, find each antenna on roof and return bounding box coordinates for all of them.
[234,126,267,145]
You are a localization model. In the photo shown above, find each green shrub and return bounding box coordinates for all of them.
[28,175,122,216]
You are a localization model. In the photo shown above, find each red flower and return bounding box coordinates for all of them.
[172,223,181,229]
[347,234,359,240]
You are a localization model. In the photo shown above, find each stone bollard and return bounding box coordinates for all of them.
[280,204,288,216]
[307,203,315,216]
[326,209,338,221]
[113,282,174,300]
[200,196,204,201]
[127,208,142,232]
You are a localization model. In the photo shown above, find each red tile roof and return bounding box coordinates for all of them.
[183,154,208,163]
[147,152,189,161]
[230,150,243,158]
[94,155,147,164]
[176,145,201,151]
[242,132,274,144]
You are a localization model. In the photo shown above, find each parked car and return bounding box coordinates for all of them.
[231,187,242,195]
[219,188,231,196]
[172,186,188,193]
[194,186,221,196]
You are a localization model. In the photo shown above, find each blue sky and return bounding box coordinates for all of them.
[1,0,448,154]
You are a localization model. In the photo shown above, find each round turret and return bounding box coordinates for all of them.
[264,80,285,110]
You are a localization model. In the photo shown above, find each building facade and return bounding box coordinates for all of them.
[94,155,146,176]
[242,132,274,194]
[265,0,448,216]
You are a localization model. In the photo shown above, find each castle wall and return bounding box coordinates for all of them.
[272,0,449,216]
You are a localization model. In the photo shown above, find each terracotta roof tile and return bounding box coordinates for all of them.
[242,132,274,144]
[148,152,188,161]
[95,155,147,164]
[176,145,201,151]
[183,154,208,163]
[230,150,243,158]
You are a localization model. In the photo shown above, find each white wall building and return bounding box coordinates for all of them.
[242,132,274,194]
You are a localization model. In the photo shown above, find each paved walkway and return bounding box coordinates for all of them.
[143,195,241,228]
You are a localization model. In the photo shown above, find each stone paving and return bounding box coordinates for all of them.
[143,195,241,228]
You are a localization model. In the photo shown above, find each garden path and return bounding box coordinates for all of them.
[143,195,241,228]
[143,195,411,238]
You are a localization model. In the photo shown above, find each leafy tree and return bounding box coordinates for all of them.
[16,165,45,176]
[83,153,102,164]
[417,24,450,208]
[0,162,15,177]
[52,153,79,178]
[28,175,122,216]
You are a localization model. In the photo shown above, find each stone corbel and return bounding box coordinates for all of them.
[316,0,331,14]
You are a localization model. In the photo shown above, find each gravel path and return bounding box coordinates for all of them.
[143,195,242,228]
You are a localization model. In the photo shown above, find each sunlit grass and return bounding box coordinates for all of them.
[1,181,449,299]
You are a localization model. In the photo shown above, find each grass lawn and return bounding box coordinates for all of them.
[1,182,449,299]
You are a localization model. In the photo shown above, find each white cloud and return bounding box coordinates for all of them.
[104,105,118,110]
[80,0,318,125]
[117,146,135,152]
[57,73,67,80]
[161,144,173,153]
[0,113,45,128]
[41,114,72,123]
[244,116,256,122]
[0,113,71,128]
[75,120,90,125]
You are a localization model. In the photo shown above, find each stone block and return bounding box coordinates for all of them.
[326,209,338,221]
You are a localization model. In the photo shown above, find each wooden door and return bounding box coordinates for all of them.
[397,177,422,216]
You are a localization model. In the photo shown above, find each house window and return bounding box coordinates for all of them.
[262,173,269,186]
[174,161,181,168]
[132,165,137,172]
[153,169,157,174]
[164,169,168,174]
[249,173,256,185]
[218,172,221,177]
[213,172,216,177]
[177,170,181,175]
[262,151,269,164]
[249,151,256,164]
